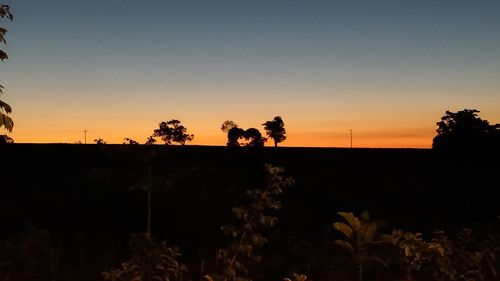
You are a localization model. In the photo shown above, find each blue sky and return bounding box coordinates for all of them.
[2,0,499,146]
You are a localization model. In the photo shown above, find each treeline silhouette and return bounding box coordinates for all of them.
[83,109,500,153]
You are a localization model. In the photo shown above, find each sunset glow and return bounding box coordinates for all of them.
[2,1,500,147]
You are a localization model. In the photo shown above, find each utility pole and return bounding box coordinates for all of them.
[350,129,353,148]
[84,130,87,144]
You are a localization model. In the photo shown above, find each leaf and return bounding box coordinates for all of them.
[0,27,6,43]
[0,113,13,132]
[337,212,361,231]
[221,225,239,237]
[203,274,215,281]
[360,221,379,243]
[232,207,246,219]
[380,232,398,244]
[0,100,12,113]
[292,273,308,281]
[238,244,253,257]
[334,239,354,254]
[333,222,353,238]
[0,50,7,60]
[432,245,446,256]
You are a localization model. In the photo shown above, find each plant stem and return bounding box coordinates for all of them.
[147,189,152,238]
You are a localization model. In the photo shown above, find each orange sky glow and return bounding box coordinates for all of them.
[2,1,500,147]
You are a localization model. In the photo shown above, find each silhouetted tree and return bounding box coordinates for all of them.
[226,126,266,147]
[145,135,156,145]
[221,120,238,133]
[93,147,182,238]
[263,116,286,147]
[123,138,139,145]
[432,109,500,152]
[227,127,244,147]
[243,128,266,147]
[153,119,194,145]
[0,5,14,143]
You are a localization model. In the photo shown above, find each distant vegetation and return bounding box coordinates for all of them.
[152,119,194,145]
[263,116,286,147]
[220,120,266,147]
[123,138,139,145]
[72,111,500,148]
[106,111,500,149]
[1,3,499,281]
[219,116,286,147]
[433,109,500,153]
[94,138,107,145]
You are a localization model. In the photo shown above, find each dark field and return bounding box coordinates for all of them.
[1,144,499,280]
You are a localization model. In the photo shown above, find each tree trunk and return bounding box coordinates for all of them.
[147,190,152,238]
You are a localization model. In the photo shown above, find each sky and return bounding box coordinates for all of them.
[1,0,499,147]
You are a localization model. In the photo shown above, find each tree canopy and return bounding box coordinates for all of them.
[220,120,238,133]
[224,122,266,147]
[243,128,266,147]
[432,109,500,152]
[227,127,244,147]
[263,116,286,147]
[153,119,194,145]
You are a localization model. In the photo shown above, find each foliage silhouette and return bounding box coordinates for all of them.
[153,119,194,145]
[432,109,500,153]
[263,116,286,147]
[3,144,500,281]
[103,233,188,281]
[0,224,59,281]
[145,135,156,145]
[0,5,13,140]
[332,211,387,281]
[123,138,139,145]
[221,121,238,133]
[384,228,500,281]
[227,127,245,147]
[225,126,266,147]
[94,138,107,145]
[242,128,266,147]
[205,164,294,281]
[284,273,309,281]
[0,133,13,143]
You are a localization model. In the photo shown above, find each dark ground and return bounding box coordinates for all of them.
[1,144,499,280]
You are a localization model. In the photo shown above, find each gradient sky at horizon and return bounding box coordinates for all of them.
[1,0,499,147]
